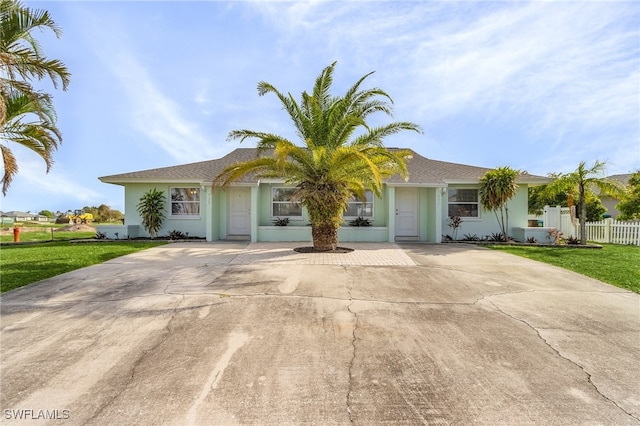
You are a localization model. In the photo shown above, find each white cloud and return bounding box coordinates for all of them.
[71,6,227,164]
[248,1,638,175]
[106,51,223,163]
[1,154,102,210]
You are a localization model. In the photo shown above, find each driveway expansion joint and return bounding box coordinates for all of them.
[345,266,357,424]
[484,298,639,422]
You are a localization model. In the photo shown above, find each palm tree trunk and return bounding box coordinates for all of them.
[505,205,509,240]
[311,222,339,251]
[580,185,587,245]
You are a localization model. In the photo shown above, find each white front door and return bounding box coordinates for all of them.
[395,188,418,237]
[229,187,251,235]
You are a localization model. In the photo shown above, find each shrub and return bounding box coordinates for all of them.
[462,233,480,241]
[168,230,186,240]
[349,216,372,227]
[137,188,166,238]
[448,215,462,240]
[487,232,507,242]
[565,235,580,245]
[272,217,290,226]
[547,228,563,245]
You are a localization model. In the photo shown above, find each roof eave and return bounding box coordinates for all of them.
[99,178,206,185]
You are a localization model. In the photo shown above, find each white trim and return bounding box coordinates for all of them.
[386,182,447,188]
[227,182,260,187]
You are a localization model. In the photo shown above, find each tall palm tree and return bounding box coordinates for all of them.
[214,62,422,251]
[546,161,626,245]
[1,0,70,194]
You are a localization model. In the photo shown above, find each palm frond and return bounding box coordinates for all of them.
[0,143,17,195]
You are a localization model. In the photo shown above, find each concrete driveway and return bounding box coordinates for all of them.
[1,242,638,425]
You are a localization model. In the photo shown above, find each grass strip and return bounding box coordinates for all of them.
[0,241,167,293]
[489,243,640,293]
[0,231,96,243]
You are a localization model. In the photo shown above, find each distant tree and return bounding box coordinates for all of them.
[617,171,640,220]
[137,188,166,238]
[38,209,53,218]
[529,183,607,221]
[528,174,564,215]
[544,161,626,245]
[479,166,519,240]
[583,193,607,222]
[0,0,71,195]
[110,209,124,223]
[81,204,124,222]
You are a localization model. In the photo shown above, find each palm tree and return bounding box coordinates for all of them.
[546,161,626,245]
[1,0,70,194]
[479,166,519,240]
[214,62,422,251]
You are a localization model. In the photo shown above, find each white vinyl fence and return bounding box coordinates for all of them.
[584,219,640,245]
[529,206,640,246]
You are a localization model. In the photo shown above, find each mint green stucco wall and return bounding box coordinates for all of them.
[123,183,207,238]
[120,182,528,243]
[258,183,387,227]
[441,184,529,240]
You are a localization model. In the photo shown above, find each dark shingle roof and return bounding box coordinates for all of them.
[99,148,549,186]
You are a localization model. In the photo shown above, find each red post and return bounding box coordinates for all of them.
[13,226,20,243]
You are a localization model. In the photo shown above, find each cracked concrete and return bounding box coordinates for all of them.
[482,296,638,420]
[1,242,639,425]
[345,266,358,424]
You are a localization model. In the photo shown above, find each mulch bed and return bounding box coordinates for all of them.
[294,246,354,253]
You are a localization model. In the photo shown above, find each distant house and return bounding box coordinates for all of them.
[1,211,49,223]
[600,174,632,219]
[98,148,550,242]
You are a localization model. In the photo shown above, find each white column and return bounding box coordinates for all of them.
[250,185,259,242]
[434,187,444,243]
[204,185,213,242]
[387,186,396,243]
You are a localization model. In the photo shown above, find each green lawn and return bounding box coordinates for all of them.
[489,243,640,293]
[0,222,112,243]
[0,229,96,243]
[0,241,167,293]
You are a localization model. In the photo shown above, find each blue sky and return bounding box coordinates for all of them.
[2,0,639,214]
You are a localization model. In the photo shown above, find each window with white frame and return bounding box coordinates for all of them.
[272,187,302,217]
[448,188,479,218]
[344,190,374,218]
[171,187,200,216]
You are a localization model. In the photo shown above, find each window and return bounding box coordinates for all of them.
[171,187,200,216]
[272,188,302,217]
[448,188,479,218]
[345,190,374,218]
